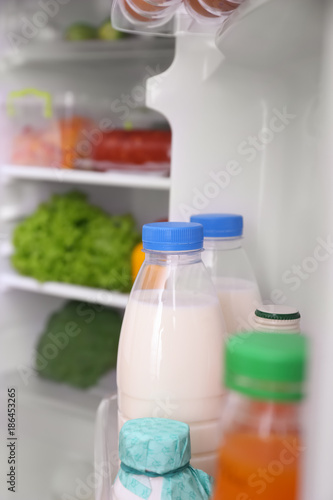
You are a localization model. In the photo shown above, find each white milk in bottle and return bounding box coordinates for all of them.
[117,222,226,476]
[191,214,261,335]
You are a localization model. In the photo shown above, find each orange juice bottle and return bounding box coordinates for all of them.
[214,332,308,500]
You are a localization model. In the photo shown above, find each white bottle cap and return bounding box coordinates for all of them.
[253,305,301,333]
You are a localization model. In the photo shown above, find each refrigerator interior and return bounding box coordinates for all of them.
[0,1,174,499]
[0,0,332,499]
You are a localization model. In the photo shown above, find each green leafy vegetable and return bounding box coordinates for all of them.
[12,191,140,292]
[36,301,122,389]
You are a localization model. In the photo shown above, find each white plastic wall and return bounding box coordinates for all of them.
[147,0,332,498]
[148,0,323,329]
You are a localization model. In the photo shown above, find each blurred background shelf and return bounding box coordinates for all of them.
[1,38,176,67]
[1,165,171,190]
[1,270,130,308]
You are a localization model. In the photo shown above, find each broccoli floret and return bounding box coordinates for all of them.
[36,301,122,389]
[12,191,140,292]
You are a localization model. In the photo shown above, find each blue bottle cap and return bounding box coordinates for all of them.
[142,222,203,252]
[190,214,243,238]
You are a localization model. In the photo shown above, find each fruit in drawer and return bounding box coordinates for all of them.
[92,129,172,166]
[131,242,145,282]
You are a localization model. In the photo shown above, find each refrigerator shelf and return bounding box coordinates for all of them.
[2,368,117,418]
[1,38,175,67]
[1,165,171,191]
[0,270,130,309]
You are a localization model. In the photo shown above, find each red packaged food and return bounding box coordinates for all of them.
[92,130,172,168]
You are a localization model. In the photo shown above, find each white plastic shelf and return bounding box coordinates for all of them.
[1,271,129,309]
[1,165,171,190]
[2,368,117,415]
[2,38,175,67]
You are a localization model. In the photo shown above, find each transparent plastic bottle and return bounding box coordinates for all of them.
[213,332,308,500]
[252,305,301,333]
[191,214,261,335]
[117,222,226,476]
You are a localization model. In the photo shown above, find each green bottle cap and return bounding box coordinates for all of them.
[255,305,301,321]
[225,333,308,402]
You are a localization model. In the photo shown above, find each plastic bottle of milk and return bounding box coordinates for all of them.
[252,304,301,333]
[117,222,226,476]
[190,213,261,335]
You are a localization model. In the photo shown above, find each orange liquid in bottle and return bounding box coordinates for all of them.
[213,432,301,500]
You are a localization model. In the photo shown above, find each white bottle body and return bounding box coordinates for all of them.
[117,251,226,476]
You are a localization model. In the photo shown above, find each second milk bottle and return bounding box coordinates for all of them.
[191,214,261,335]
[117,222,226,475]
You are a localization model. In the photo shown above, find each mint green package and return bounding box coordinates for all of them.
[113,418,214,500]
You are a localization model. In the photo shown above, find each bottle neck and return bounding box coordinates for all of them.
[144,249,202,265]
[253,316,301,333]
[204,237,243,250]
